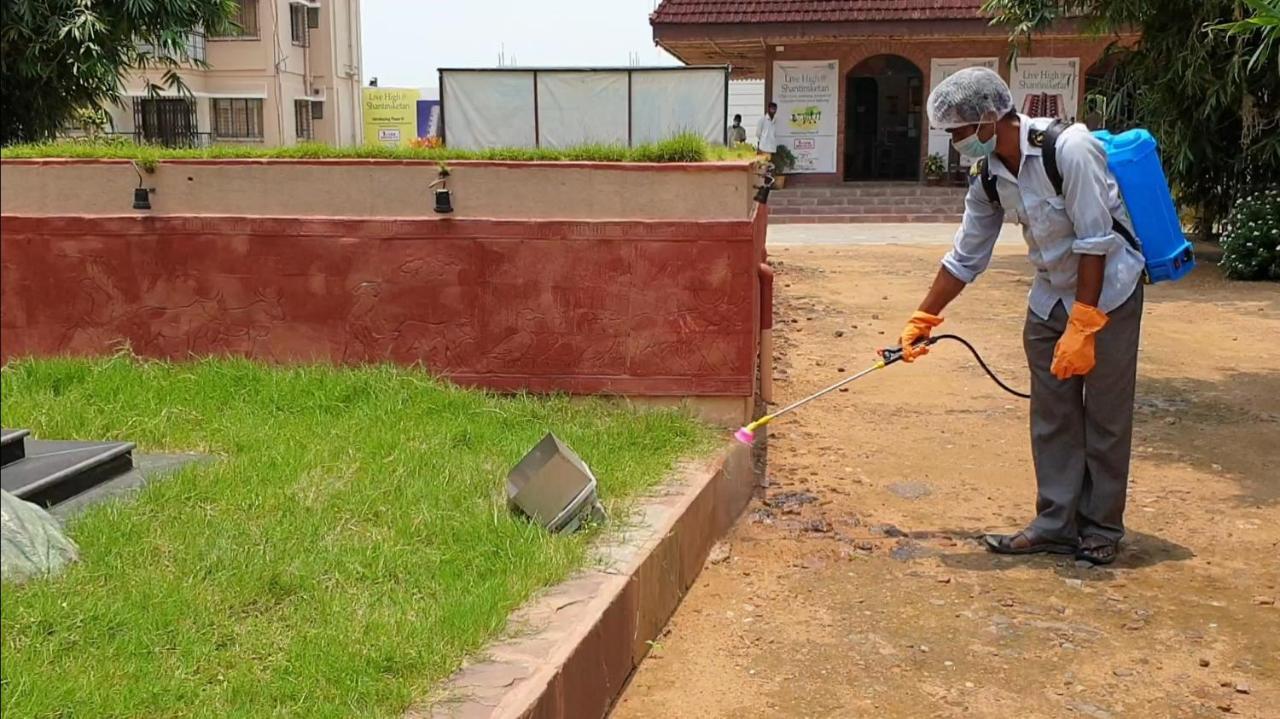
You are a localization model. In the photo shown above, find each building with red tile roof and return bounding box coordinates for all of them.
[651,0,1130,183]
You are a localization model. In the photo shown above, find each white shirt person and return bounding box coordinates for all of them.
[755,102,778,155]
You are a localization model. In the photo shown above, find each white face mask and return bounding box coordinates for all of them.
[952,121,996,159]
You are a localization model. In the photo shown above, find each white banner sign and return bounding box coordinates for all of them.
[441,68,728,150]
[630,69,727,146]
[772,60,838,173]
[1011,57,1080,122]
[927,58,999,165]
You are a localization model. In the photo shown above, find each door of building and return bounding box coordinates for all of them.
[845,77,878,180]
[134,98,197,147]
[844,55,924,181]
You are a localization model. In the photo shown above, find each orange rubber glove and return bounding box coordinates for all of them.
[1051,302,1109,380]
[899,311,944,362]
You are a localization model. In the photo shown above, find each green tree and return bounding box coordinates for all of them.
[1211,0,1280,73]
[982,0,1280,240]
[1,0,236,145]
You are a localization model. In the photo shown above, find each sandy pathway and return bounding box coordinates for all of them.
[612,241,1280,719]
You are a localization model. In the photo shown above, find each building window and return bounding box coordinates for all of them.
[133,98,200,147]
[187,32,208,62]
[211,0,259,39]
[212,98,264,140]
[295,100,314,140]
[136,32,206,63]
[307,6,320,29]
[290,4,309,47]
[311,101,324,120]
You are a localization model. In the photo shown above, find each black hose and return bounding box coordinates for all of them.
[928,334,1031,399]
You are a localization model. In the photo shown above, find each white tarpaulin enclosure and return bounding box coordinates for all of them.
[440,67,730,150]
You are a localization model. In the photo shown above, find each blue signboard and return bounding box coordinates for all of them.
[416,100,441,138]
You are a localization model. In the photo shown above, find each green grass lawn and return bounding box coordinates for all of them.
[0,356,712,718]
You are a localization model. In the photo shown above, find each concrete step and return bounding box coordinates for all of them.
[770,214,962,224]
[772,196,965,208]
[774,184,968,199]
[770,204,961,216]
[768,182,968,224]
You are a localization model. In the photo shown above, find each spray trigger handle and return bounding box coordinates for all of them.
[878,337,935,365]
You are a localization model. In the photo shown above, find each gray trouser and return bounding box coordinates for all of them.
[1024,285,1143,544]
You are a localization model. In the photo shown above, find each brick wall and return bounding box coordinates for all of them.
[1,211,765,397]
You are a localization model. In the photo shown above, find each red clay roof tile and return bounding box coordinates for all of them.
[651,0,987,24]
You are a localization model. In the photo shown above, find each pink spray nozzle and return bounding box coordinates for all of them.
[733,426,756,445]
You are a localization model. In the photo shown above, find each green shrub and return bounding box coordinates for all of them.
[771,144,797,173]
[924,152,946,178]
[1219,187,1280,281]
[0,133,749,164]
[631,133,707,163]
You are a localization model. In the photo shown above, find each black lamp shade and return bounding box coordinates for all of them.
[433,188,453,214]
[132,187,152,211]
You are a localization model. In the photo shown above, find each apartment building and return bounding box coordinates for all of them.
[106,0,363,147]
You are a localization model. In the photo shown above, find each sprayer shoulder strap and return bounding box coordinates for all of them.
[1039,120,1067,196]
[976,158,999,206]
[1040,120,1142,256]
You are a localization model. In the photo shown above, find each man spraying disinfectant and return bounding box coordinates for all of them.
[896,67,1190,566]
[735,67,1192,566]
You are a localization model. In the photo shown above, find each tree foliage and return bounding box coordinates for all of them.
[983,0,1280,239]
[1,0,236,145]
[1211,0,1280,74]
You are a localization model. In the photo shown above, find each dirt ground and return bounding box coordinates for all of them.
[612,241,1280,719]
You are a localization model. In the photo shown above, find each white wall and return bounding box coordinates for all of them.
[728,79,764,141]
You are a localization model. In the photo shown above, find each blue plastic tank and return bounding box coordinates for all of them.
[1094,129,1196,282]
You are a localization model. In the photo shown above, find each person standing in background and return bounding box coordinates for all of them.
[756,102,778,158]
[729,114,747,145]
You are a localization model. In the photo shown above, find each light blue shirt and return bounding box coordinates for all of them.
[942,115,1145,320]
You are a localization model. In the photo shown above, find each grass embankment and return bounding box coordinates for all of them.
[0,133,758,165]
[0,356,712,717]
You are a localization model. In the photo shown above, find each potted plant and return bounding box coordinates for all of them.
[924,152,945,185]
[770,145,797,189]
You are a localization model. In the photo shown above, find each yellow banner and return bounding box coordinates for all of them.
[362,88,420,146]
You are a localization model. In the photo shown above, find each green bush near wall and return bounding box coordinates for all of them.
[0,133,757,164]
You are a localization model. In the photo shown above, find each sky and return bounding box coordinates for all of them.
[360,0,679,89]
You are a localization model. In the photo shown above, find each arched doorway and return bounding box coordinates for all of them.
[844,55,924,181]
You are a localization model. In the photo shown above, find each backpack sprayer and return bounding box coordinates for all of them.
[734,335,1029,444]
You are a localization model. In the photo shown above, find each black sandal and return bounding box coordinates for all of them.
[984,530,1077,556]
[1076,537,1119,565]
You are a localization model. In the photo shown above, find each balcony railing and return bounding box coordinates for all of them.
[136,32,207,64]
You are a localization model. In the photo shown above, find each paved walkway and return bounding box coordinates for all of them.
[767,222,1023,247]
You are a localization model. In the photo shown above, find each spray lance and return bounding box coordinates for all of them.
[734,334,1030,444]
